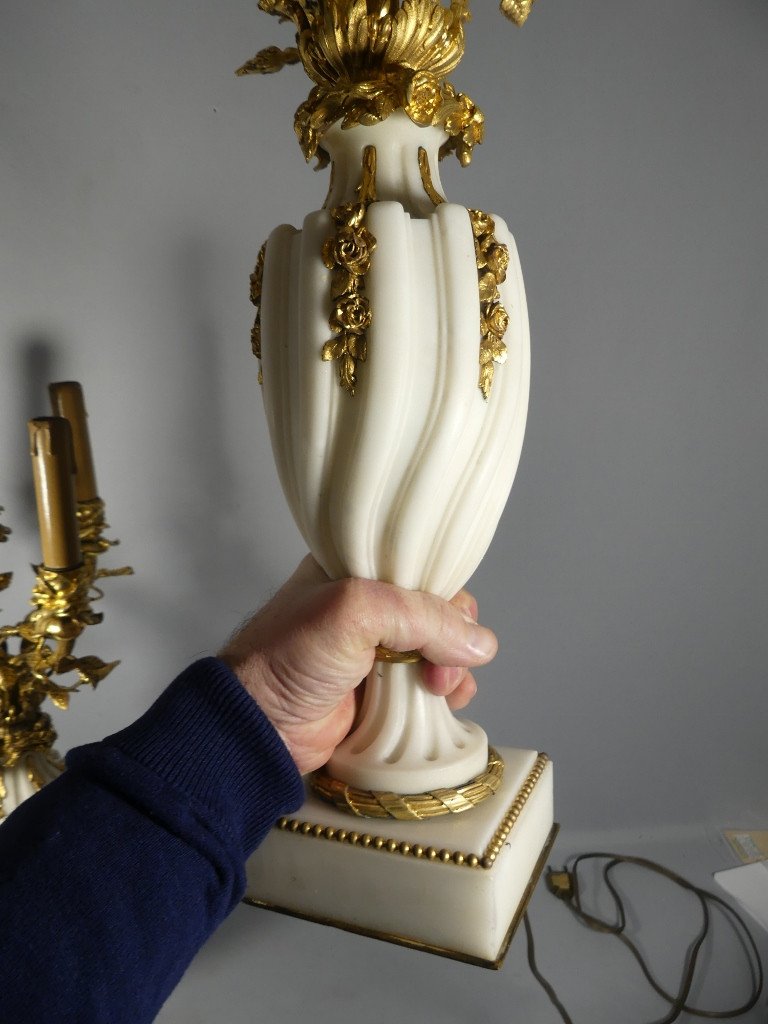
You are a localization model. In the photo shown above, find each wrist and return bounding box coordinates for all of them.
[218,651,300,767]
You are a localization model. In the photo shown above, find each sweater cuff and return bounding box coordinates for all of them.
[75,657,305,855]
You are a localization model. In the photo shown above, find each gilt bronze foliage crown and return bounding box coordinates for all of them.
[237,0,538,167]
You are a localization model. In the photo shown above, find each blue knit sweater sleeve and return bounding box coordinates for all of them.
[0,657,305,1024]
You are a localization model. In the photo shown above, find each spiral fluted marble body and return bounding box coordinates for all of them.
[259,114,530,793]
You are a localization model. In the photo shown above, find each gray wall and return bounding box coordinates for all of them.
[1,0,766,834]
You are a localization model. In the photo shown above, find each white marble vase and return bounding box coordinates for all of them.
[259,111,530,795]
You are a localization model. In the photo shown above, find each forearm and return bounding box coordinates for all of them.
[0,658,303,1024]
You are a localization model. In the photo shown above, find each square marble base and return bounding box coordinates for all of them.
[244,748,555,968]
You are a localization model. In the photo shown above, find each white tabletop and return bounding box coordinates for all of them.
[158,823,768,1024]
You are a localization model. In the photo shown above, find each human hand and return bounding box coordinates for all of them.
[218,556,497,775]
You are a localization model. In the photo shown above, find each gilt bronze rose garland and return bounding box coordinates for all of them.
[321,146,377,394]
[470,210,512,399]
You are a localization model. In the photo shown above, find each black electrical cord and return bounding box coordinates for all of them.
[523,852,764,1024]
[524,912,576,1024]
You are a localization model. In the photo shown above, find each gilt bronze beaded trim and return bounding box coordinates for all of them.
[278,752,550,866]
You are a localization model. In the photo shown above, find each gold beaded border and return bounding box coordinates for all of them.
[278,752,550,870]
[480,752,549,868]
[244,822,559,970]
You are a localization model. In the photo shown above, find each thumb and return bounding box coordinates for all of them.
[333,579,498,667]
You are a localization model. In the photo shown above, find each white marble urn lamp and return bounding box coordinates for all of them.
[240,0,555,968]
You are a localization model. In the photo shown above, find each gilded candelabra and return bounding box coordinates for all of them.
[0,383,131,819]
[242,0,556,966]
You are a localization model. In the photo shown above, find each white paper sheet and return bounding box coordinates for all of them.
[714,860,768,934]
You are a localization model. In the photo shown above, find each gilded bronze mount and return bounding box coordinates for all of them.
[311,746,507,820]
[237,1,539,169]
[250,145,511,398]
